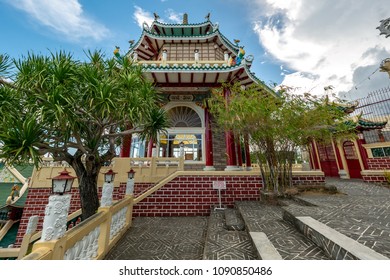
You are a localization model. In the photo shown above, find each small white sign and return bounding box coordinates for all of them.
[212,181,226,190]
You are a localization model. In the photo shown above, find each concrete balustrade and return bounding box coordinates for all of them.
[18,195,134,260]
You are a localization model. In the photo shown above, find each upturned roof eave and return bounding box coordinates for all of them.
[127,29,240,58]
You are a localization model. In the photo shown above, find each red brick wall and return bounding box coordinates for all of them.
[15,185,126,246]
[362,175,387,183]
[132,175,262,217]
[292,175,325,186]
[367,158,390,170]
[15,173,325,246]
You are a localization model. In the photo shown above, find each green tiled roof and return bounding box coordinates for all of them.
[358,119,387,129]
[13,164,34,179]
[0,221,19,248]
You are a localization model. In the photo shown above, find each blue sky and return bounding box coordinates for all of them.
[1,0,390,98]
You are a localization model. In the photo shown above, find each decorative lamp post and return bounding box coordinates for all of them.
[126,168,136,195]
[40,169,76,242]
[103,169,117,184]
[51,169,76,195]
[101,169,117,207]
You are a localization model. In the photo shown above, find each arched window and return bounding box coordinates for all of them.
[167,106,202,127]
[159,104,205,162]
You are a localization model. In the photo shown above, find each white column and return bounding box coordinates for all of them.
[40,194,71,242]
[100,182,114,207]
[126,178,135,195]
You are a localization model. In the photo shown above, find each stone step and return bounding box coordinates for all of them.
[236,200,330,260]
[224,208,245,231]
[202,209,258,260]
[283,209,389,260]
[249,232,283,260]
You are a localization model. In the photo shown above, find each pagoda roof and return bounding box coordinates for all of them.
[140,62,275,96]
[150,19,214,37]
[356,118,388,131]
[127,19,241,61]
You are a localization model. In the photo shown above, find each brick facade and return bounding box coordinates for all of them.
[367,158,390,170]
[211,119,227,171]
[362,174,387,183]
[15,173,325,246]
[132,175,262,217]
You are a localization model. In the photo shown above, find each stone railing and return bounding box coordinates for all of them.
[30,157,185,188]
[114,157,184,183]
[138,60,229,69]
[0,209,82,260]
[21,195,133,260]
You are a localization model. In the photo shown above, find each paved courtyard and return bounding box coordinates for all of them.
[105,178,390,260]
[284,178,390,258]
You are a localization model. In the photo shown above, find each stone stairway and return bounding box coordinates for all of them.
[202,201,330,260]
[236,200,330,260]
[202,208,258,260]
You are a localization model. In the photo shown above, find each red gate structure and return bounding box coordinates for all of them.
[343,141,362,178]
[317,143,338,177]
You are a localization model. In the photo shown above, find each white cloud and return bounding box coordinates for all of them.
[251,0,390,96]
[7,0,109,42]
[165,9,182,24]
[133,6,154,29]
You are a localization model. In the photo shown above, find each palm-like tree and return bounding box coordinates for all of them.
[0,51,161,219]
[139,107,170,157]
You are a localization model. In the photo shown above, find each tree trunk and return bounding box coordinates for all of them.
[71,155,101,220]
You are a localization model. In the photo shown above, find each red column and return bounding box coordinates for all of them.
[244,134,252,170]
[204,107,215,170]
[224,87,237,170]
[357,138,369,170]
[236,136,243,169]
[120,124,133,157]
[120,134,132,157]
[147,139,153,157]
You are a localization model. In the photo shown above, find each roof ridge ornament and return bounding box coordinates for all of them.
[377,18,390,38]
[143,22,150,31]
[183,13,188,24]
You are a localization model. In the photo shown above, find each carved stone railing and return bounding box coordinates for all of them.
[0,209,82,260]
[21,196,134,260]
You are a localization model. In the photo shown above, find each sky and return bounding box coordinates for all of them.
[1,0,390,100]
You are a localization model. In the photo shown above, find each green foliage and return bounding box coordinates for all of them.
[0,50,167,218]
[139,107,170,143]
[209,83,354,193]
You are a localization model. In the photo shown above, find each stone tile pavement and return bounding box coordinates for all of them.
[105,216,208,260]
[283,178,390,258]
[105,178,390,260]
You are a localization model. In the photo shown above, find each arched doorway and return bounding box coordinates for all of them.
[160,104,205,162]
[343,141,362,179]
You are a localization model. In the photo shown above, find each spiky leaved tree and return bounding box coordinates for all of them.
[209,83,352,193]
[0,51,165,219]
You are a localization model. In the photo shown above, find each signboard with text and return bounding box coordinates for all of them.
[212,181,226,190]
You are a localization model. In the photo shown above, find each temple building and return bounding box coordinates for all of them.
[309,102,390,182]
[117,13,275,171]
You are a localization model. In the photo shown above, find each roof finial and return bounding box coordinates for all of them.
[205,13,211,21]
[153,12,160,21]
[183,13,188,24]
